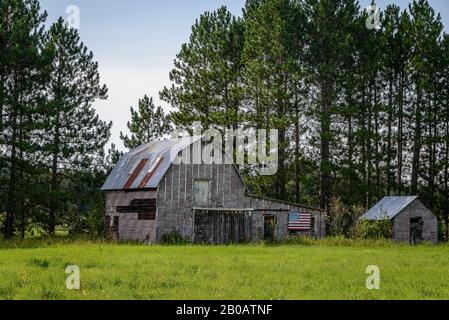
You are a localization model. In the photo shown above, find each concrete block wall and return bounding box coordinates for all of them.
[105,190,157,242]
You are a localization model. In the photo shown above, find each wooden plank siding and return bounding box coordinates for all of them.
[392,199,438,244]
[105,143,326,243]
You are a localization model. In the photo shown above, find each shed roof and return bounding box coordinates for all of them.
[102,136,203,191]
[360,196,419,220]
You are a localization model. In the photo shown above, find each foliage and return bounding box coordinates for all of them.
[0,0,50,239]
[0,2,111,238]
[104,143,124,175]
[42,17,111,234]
[160,6,244,132]
[327,197,392,240]
[3,0,449,242]
[120,95,171,150]
[326,197,364,237]
[352,220,393,240]
[161,0,449,239]
[161,231,190,245]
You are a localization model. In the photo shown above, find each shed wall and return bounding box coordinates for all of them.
[392,199,438,244]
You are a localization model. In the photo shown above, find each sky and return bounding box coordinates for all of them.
[39,0,449,151]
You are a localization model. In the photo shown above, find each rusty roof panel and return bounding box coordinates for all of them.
[138,156,164,189]
[101,136,203,191]
[123,158,148,189]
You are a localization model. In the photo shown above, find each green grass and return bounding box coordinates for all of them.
[1,239,449,300]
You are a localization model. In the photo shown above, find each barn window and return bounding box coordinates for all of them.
[138,213,156,221]
[117,199,156,220]
[192,180,210,207]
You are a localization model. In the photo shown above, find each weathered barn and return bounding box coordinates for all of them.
[360,196,438,244]
[102,137,326,243]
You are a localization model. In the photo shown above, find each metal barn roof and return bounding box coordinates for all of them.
[101,136,203,191]
[360,196,419,220]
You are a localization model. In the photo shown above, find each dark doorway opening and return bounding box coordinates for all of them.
[193,209,252,244]
[410,217,423,245]
[264,215,276,240]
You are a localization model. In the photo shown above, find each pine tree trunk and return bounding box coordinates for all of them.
[277,126,286,198]
[429,94,437,203]
[275,87,286,199]
[445,112,449,241]
[0,74,3,133]
[411,88,422,194]
[427,97,433,201]
[348,115,353,165]
[19,123,25,239]
[397,73,404,195]
[347,111,354,199]
[320,77,331,211]
[374,79,380,199]
[5,111,17,239]
[49,115,60,235]
[367,83,372,208]
[294,88,300,203]
[386,76,394,195]
[361,89,367,208]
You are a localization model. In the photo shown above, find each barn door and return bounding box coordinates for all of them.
[410,217,423,245]
[194,210,252,244]
[264,215,276,241]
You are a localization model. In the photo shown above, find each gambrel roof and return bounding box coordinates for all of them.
[360,196,419,220]
[102,136,203,191]
[102,136,248,192]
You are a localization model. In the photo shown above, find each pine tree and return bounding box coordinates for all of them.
[408,0,443,195]
[303,0,359,210]
[242,0,300,199]
[160,6,245,131]
[440,34,449,240]
[381,5,402,196]
[1,0,48,239]
[120,95,171,150]
[42,17,111,234]
[105,143,124,174]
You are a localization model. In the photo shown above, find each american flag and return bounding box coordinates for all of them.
[288,212,312,231]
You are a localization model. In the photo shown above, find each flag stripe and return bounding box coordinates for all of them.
[288,212,312,231]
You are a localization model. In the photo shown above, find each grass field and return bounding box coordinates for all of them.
[1,238,449,300]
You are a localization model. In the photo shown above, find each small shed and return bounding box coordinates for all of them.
[360,196,438,244]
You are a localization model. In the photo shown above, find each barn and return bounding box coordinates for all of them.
[101,136,326,243]
[360,196,438,244]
